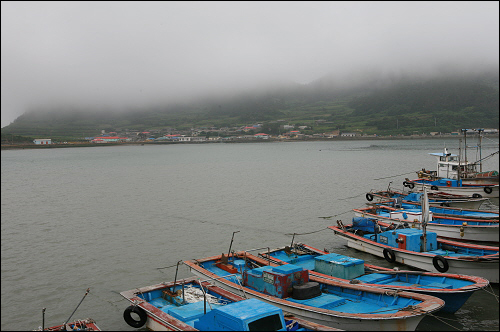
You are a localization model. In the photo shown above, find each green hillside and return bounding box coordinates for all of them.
[2,71,498,140]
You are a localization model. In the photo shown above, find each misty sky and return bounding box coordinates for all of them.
[1,1,498,128]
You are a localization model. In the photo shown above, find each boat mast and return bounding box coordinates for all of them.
[462,129,468,178]
[421,187,429,252]
[477,128,483,172]
[458,138,462,180]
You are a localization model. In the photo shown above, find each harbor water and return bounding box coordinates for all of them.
[1,138,499,331]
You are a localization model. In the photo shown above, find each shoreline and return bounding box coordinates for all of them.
[2,134,498,150]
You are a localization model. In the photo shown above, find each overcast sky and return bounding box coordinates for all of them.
[1,1,498,128]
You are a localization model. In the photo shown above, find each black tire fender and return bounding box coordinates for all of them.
[432,255,449,273]
[383,248,396,263]
[484,187,493,194]
[124,305,147,328]
[366,193,374,201]
[430,185,439,191]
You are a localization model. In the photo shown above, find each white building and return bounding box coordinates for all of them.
[33,139,52,145]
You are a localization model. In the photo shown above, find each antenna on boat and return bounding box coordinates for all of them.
[42,307,46,331]
[62,288,90,328]
[476,128,484,172]
[227,231,240,260]
[172,260,183,294]
[290,233,296,248]
[421,187,430,252]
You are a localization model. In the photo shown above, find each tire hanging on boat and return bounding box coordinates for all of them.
[383,248,396,263]
[403,181,415,189]
[123,305,147,328]
[366,193,374,201]
[432,255,449,273]
[430,185,439,191]
[484,187,493,194]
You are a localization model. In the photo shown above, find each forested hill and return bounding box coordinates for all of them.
[2,71,498,139]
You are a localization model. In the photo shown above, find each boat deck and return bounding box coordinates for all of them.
[198,259,424,315]
[267,250,475,289]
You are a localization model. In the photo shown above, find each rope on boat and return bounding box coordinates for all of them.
[182,284,229,305]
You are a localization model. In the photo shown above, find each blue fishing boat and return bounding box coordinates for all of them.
[365,188,490,210]
[120,276,337,331]
[329,218,499,283]
[354,203,499,243]
[258,242,489,313]
[184,252,444,331]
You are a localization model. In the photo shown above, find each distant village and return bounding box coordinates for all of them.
[32,124,499,145]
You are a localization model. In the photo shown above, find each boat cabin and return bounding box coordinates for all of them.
[428,148,478,180]
[194,298,291,331]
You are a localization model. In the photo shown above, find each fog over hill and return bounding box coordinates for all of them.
[2,2,498,128]
[2,68,498,139]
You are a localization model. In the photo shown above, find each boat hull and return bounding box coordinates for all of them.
[411,181,499,198]
[330,227,499,283]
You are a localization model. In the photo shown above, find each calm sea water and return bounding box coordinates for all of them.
[2,138,499,331]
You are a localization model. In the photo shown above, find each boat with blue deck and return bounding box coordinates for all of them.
[329,218,499,283]
[120,276,336,331]
[376,193,498,220]
[366,188,489,209]
[354,201,499,243]
[184,252,444,331]
[258,242,489,313]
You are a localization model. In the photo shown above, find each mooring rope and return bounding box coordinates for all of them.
[373,171,415,181]
[89,291,128,308]
[424,312,463,331]
[482,284,500,303]
[285,228,329,236]
[318,209,353,219]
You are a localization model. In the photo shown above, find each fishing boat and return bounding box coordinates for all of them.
[403,177,499,198]
[35,289,99,331]
[35,318,101,331]
[329,218,499,283]
[377,197,498,220]
[184,252,444,331]
[120,276,336,331]
[366,188,489,209]
[353,203,499,243]
[415,129,499,186]
[258,242,489,313]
